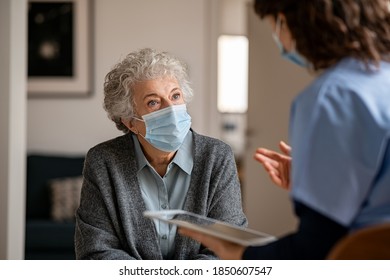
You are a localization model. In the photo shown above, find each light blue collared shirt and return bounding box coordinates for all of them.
[290,58,390,230]
[132,131,193,259]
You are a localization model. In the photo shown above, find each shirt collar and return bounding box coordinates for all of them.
[131,131,193,175]
[132,134,148,172]
[171,130,193,175]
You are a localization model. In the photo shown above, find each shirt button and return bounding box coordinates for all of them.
[162,235,167,240]
[161,204,167,209]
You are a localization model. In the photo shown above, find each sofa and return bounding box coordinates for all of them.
[25,154,85,260]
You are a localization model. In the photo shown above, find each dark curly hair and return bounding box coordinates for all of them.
[254,0,390,70]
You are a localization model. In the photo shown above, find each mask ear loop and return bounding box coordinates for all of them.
[130,116,146,137]
[275,16,298,54]
[272,16,283,48]
[275,16,281,38]
[132,116,144,123]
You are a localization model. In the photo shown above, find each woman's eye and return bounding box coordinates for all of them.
[172,93,181,100]
[147,100,158,107]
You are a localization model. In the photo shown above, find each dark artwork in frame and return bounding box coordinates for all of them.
[28,2,74,77]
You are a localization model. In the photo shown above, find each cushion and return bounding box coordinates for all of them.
[49,176,83,222]
[26,155,85,219]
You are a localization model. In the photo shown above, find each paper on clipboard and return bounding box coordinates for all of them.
[143,209,276,246]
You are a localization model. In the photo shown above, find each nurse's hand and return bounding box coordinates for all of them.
[179,228,246,260]
[254,141,291,190]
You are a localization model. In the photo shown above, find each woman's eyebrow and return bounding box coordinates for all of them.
[142,93,159,100]
[170,87,181,93]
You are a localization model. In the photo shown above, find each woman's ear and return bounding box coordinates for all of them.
[122,118,138,134]
[277,13,295,51]
[277,13,287,30]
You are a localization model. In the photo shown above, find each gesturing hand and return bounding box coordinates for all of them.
[253,141,292,190]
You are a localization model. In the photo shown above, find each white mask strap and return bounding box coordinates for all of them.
[275,16,281,37]
[129,116,144,136]
[132,116,145,122]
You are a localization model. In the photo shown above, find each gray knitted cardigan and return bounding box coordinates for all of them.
[75,130,247,259]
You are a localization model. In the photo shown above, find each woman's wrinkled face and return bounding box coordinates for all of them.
[133,76,185,116]
[125,76,185,136]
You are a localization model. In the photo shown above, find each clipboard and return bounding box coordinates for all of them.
[144,209,276,246]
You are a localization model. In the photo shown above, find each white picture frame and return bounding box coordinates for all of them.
[27,0,91,97]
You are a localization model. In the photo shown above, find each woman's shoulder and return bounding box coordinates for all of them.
[86,133,133,159]
[192,130,230,148]
[192,130,233,156]
[296,57,390,107]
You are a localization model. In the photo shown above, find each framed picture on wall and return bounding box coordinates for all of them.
[27,0,91,97]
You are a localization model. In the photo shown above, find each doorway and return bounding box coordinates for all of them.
[243,4,313,236]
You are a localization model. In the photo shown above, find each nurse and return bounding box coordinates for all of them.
[180,0,390,259]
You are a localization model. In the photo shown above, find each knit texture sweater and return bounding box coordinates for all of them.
[75,130,247,259]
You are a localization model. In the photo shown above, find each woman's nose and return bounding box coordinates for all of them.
[160,99,174,109]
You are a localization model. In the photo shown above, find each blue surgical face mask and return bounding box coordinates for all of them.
[132,104,191,152]
[272,17,309,68]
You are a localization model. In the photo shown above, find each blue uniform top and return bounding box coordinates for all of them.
[290,57,390,230]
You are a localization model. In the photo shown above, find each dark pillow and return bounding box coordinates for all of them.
[26,155,85,219]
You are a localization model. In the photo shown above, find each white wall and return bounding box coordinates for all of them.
[220,0,249,35]
[244,4,313,236]
[0,0,27,260]
[27,0,213,154]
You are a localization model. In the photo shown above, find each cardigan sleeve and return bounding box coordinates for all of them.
[74,149,136,260]
[206,145,247,227]
[187,138,247,259]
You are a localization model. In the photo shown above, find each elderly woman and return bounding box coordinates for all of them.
[74,48,247,260]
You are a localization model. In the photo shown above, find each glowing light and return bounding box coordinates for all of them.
[218,35,249,113]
